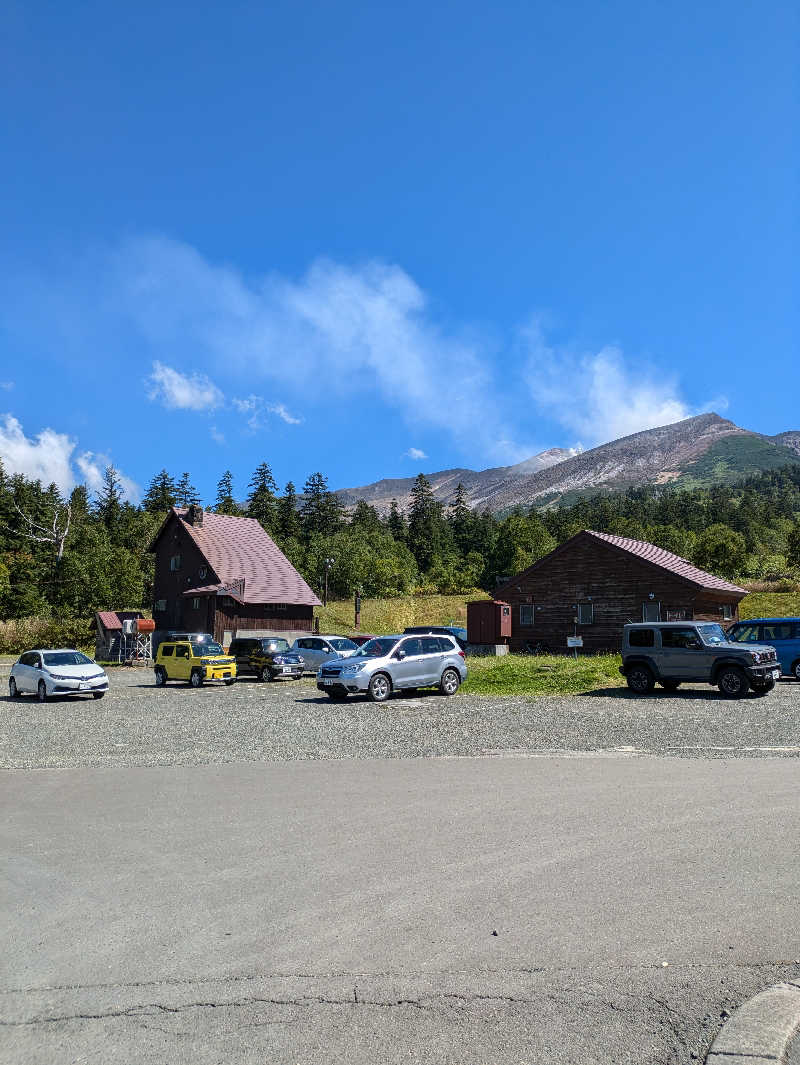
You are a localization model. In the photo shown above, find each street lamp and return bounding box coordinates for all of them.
[323,557,335,606]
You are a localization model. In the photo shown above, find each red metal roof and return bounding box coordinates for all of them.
[170,508,321,607]
[584,530,747,595]
[96,610,122,630]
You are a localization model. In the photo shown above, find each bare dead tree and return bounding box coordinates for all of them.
[11,500,72,561]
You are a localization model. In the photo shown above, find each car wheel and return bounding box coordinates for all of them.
[752,677,775,696]
[792,659,800,681]
[154,667,167,687]
[439,668,461,696]
[224,679,235,686]
[368,673,392,702]
[189,670,203,688]
[8,677,19,699]
[717,666,749,698]
[37,680,48,703]
[92,690,105,700]
[260,665,273,682]
[660,679,680,691]
[626,665,655,694]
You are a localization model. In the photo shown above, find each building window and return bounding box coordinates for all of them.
[154,599,167,612]
[577,602,593,625]
[198,566,207,579]
[642,601,661,622]
[192,598,200,610]
[520,604,534,626]
[267,603,287,612]
[665,608,691,622]
[720,604,734,620]
[170,554,181,571]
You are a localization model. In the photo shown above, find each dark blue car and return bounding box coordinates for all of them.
[727,617,800,679]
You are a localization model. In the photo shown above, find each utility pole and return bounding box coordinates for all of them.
[323,557,334,607]
[354,586,362,630]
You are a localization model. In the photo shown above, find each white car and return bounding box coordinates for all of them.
[9,649,109,702]
[291,635,359,672]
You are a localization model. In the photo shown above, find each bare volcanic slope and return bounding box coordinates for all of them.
[336,414,799,513]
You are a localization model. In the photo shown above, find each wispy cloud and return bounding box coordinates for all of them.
[209,425,226,445]
[403,447,428,460]
[0,414,139,500]
[107,237,525,462]
[232,394,302,430]
[147,360,223,411]
[521,323,723,447]
[0,381,13,391]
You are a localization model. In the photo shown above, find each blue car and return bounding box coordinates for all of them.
[727,617,800,680]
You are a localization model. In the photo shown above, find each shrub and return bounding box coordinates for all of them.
[0,616,94,656]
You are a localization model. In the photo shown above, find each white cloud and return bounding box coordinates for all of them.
[109,237,525,462]
[521,323,721,446]
[0,414,76,490]
[147,360,223,411]
[404,447,428,460]
[232,394,302,430]
[76,451,140,502]
[0,414,138,500]
[209,425,226,445]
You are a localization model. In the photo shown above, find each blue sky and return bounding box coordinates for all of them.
[0,0,797,503]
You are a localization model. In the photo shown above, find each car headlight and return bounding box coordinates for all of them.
[341,663,366,674]
[273,656,286,664]
[749,651,761,664]
[48,672,68,680]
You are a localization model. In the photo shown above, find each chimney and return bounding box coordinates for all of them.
[187,504,204,527]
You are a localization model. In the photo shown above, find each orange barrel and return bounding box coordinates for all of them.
[136,618,156,633]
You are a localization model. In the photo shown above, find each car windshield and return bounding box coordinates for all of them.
[263,639,290,653]
[42,651,93,666]
[354,637,399,657]
[193,639,223,654]
[697,624,728,645]
[329,638,357,651]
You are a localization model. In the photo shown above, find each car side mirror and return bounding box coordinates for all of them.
[394,650,406,660]
[687,639,702,650]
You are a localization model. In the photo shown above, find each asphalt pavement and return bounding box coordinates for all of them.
[2,668,800,1063]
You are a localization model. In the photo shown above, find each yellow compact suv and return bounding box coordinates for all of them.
[154,637,236,688]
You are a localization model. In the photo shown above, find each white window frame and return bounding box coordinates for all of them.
[191,597,200,610]
[170,554,181,572]
[720,603,734,620]
[519,604,534,626]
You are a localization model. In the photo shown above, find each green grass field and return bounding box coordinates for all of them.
[316,591,489,636]
[462,653,623,696]
[739,590,800,620]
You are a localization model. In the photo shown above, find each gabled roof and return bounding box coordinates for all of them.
[94,610,144,631]
[494,529,746,598]
[152,508,321,607]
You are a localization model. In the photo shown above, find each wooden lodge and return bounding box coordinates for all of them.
[493,529,747,654]
[149,505,321,645]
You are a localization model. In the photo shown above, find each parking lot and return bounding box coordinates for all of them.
[2,663,799,769]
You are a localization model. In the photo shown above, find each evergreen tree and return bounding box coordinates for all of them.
[175,472,200,508]
[247,462,278,533]
[387,499,406,542]
[301,472,343,539]
[94,466,123,531]
[277,481,301,542]
[142,469,177,513]
[448,482,472,553]
[214,470,241,515]
[787,522,800,569]
[351,499,381,533]
[407,473,450,572]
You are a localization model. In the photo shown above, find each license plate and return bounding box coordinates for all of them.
[772,669,780,680]
[321,678,333,686]
[282,667,293,673]
[79,682,90,690]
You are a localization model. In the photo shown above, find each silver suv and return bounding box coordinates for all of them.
[620,621,780,698]
[316,634,467,702]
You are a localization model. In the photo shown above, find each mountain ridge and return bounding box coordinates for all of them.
[335,414,800,513]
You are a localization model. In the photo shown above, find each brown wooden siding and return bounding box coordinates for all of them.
[212,602,314,644]
[152,516,218,631]
[502,537,741,654]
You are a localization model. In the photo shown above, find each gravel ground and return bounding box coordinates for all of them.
[1,664,799,769]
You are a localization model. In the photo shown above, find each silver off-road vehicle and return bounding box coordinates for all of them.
[620,621,780,698]
[316,634,467,702]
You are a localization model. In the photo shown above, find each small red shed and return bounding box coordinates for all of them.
[467,600,512,645]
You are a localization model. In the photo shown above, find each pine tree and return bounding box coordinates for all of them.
[94,466,123,531]
[214,470,241,515]
[448,482,472,553]
[247,462,278,533]
[407,473,449,572]
[174,472,200,508]
[351,499,381,533]
[277,481,301,542]
[386,499,406,542]
[301,472,343,539]
[142,469,177,513]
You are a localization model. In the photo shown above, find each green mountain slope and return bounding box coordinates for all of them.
[675,434,799,490]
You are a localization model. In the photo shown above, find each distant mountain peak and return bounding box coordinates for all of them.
[335,413,798,514]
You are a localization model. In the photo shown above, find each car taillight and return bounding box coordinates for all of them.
[458,651,465,659]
